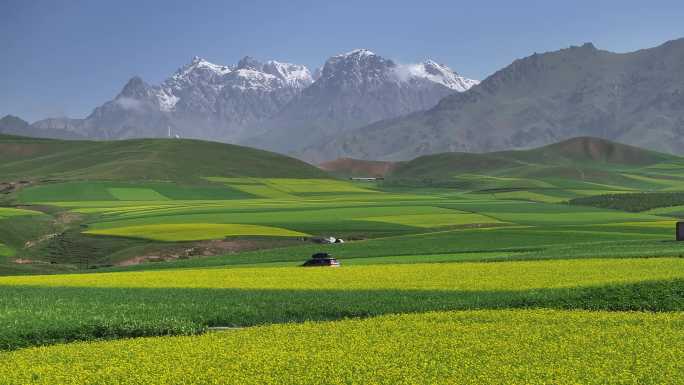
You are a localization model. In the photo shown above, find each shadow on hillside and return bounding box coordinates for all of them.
[1,279,682,350]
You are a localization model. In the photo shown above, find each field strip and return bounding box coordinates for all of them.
[84,223,308,241]
[0,207,43,219]
[2,257,682,291]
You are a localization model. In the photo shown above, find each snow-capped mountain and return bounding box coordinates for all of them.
[19,50,476,148]
[161,56,312,113]
[53,56,314,141]
[246,49,478,155]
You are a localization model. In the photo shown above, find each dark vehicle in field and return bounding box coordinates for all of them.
[302,252,341,267]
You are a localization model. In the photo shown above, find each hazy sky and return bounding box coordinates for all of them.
[2,0,683,122]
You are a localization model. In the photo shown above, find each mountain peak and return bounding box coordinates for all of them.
[174,57,232,80]
[342,48,376,58]
[320,49,394,82]
[423,58,444,67]
[561,42,598,55]
[119,76,150,98]
[1,114,27,123]
[422,59,452,74]
[237,56,263,71]
[0,114,30,134]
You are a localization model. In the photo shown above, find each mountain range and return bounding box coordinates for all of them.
[3,38,684,163]
[1,50,476,150]
[310,39,684,161]
[25,56,316,142]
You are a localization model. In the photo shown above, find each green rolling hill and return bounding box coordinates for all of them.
[0,134,329,183]
[385,137,684,200]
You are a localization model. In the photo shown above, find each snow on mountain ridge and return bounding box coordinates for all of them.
[402,60,480,91]
[262,61,313,88]
[339,49,376,58]
[229,69,279,91]
[152,56,313,110]
[180,56,233,77]
[320,49,478,92]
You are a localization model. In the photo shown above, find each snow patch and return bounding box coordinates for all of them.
[156,90,179,111]
[393,61,479,92]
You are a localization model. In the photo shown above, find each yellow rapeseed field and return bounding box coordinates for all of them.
[1,257,682,291]
[1,309,682,385]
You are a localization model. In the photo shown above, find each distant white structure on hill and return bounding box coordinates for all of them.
[350,177,383,181]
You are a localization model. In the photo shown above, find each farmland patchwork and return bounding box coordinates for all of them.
[1,146,684,383]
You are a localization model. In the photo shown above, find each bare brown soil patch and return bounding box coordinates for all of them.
[115,238,304,267]
[0,143,43,158]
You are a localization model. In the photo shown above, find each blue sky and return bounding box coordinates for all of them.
[1,0,683,122]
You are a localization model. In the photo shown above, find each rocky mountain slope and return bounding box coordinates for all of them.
[246,49,476,154]
[309,39,684,161]
[0,115,84,140]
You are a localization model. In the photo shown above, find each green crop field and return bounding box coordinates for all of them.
[0,242,13,257]
[1,135,684,383]
[85,223,308,241]
[0,207,43,219]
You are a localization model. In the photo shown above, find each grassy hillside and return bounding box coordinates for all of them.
[386,137,684,201]
[0,134,332,274]
[0,134,328,183]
